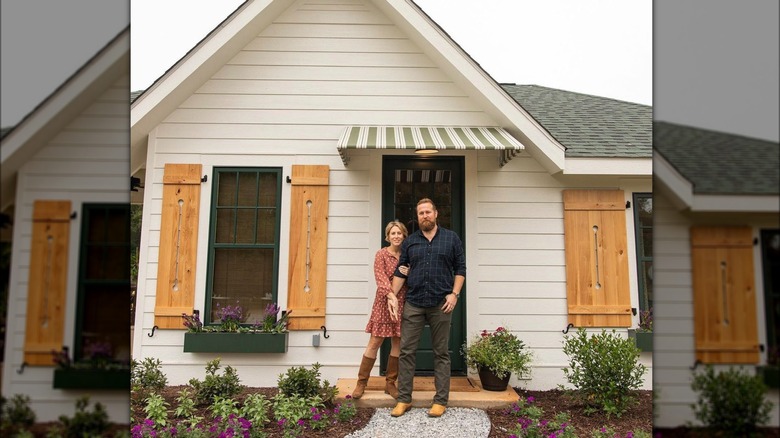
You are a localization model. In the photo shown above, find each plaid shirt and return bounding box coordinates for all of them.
[394,225,466,308]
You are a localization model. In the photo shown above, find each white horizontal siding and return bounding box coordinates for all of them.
[3,74,130,423]
[653,192,780,427]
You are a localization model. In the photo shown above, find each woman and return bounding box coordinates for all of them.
[352,221,409,399]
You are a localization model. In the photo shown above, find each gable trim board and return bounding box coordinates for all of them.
[337,126,524,166]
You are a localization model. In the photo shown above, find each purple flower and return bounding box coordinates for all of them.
[312,414,322,421]
[277,419,286,427]
[297,419,306,427]
[526,396,535,403]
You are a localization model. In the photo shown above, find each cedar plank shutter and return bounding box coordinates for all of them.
[563,190,632,327]
[24,200,71,365]
[287,165,329,330]
[154,164,202,329]
[691,226,759,363]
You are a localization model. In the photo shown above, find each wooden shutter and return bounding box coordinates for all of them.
[154,164,202,329]
[24,200,70,365]
[691,226,759,363]
[563,190,632,327]
[287,165,329,330]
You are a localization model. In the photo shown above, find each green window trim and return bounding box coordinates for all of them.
[632,193,653,313]
[205,168,283,327]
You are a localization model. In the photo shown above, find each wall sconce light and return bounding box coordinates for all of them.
[414,146,439,155]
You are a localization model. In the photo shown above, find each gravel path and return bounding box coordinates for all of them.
[345,407,491,438]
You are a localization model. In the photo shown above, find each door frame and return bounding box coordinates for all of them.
[379,155,467,376]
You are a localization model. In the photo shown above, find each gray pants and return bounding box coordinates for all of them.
[396,301,452,405]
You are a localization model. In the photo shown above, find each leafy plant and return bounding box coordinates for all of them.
[174,388,197,419]
[209,396,240,420]
[332,395,357,423]
[0,394,36,436]
[504,396,576,438]
[260,303,290,333]
[181,311,203,333]
[277,362,336,404]
[272,393,323,425]
[215,301,249,332]
[691,365,773,435]
[241,393,272,428]
[188,358,244,405]
[131,357,168,391]
[53,396,110,438]
[638,307,653,332]
[143,393,170,427]
[461,326,533,379]
[561,328,646,418]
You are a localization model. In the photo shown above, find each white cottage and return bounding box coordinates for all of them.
[1,29,130,422]
[130,0,652,391]
[653,121,780,428]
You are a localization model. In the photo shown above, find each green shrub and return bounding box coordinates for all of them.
[188,358,244,405]
[277,362,336,404]
[272,393,323,424]
[0,394,36,436]
[209,396,240,420]
[52,396,110,438]
[241,393,271,428]
[174,388,197,419]
[131,357,168,391]
[561,328,647,418]
[143,393,170,427]
[691,365,773,435]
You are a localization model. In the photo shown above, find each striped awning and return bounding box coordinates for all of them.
[337,126,524,166]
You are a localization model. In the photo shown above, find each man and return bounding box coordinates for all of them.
[386,198,466,418]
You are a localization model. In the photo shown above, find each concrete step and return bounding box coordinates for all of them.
[335,376,519,409]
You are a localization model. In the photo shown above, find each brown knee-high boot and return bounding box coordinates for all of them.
[384,355,400,399]
[352,355,376,399]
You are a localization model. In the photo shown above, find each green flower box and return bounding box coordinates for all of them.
[757,365,779,389]
[53,368,130,390]
[183,332,288,353]
[628,330,653,352]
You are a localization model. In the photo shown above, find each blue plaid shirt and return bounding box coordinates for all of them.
[394,226,466,308]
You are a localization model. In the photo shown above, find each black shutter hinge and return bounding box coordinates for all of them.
[626,201,631,209]
[286,176,292,183]
[201,175,208,183]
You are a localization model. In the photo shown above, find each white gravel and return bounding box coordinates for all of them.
[344,407,492,438]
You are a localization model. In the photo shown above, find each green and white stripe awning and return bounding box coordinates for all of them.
[337,126,524,166]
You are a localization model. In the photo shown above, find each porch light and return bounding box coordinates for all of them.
[415,146,439,155]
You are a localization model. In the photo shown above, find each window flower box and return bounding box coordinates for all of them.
[183,332,288,353]
[628,329,653,352]
[53,368,130,390]
[757,365,779,389]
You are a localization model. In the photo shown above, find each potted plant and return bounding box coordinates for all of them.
[461,326,533,391]
[182,302,290,353]
[51,342,130,390]
[629,307,653,352]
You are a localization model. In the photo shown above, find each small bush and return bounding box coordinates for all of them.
[131,357,168,391]
[691,365,773,435]
[209,396,240,420]
[143,393,170,427]
[0,394,36,436]
[241,393,271,428]
[52,396,110,438]
[174,388,197,419]
[188,358,244,405]
[561,328,647,418]
[277,362,336,404]
[504,396,577,438]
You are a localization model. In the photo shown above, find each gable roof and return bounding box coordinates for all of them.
[654,121,779,213]
[0,27,130,210]
[655,121,779,195]
[130,0,567,174]
[502,84,652,158]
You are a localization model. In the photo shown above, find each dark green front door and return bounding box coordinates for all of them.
[380,156,466,375]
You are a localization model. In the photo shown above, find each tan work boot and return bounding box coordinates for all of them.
[351,355,376,399]
[391,402,412,417]
[428,403,446,417]
[384,355,400,399]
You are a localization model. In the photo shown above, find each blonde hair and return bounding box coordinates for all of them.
[385,220,408,242]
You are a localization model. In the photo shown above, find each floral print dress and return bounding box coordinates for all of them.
[364,247,407,337]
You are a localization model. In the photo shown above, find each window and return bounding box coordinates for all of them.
[761,230,780,363]
[206,168,282,325]
[74,204,131,363]
[632,193,653,312]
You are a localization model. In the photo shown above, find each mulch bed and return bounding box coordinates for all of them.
[25,386,776,437]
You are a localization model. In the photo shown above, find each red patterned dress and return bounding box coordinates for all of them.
[364,247,407,337]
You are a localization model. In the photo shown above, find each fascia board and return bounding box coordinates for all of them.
[653,153,693,210]
[563,157,652,176]
[376,0,565,173]
[690,194,780,213]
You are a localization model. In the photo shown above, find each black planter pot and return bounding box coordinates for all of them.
[477,366,511,391]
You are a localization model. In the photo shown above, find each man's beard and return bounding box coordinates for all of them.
[419,219,435,232]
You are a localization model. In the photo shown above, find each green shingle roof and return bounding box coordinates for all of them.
[501,84,652,158]
[654,121,779,195]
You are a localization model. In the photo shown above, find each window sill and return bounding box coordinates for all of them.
[183,332,288,353]
[53,368,130,390]
[757,365,779,389]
